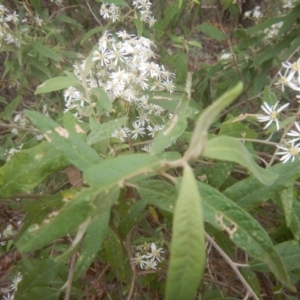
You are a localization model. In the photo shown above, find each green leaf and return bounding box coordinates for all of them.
[251,240,300,272]
[198,181,295,291]
[137,180,176,213]
[35,76,80,94]
[74,212,110,280]
[224,160,300,211]
[15,188,97,253]
[25,110,102,171]
[154,3,181,39]
[0,142,69,198]
[84,153,160,188]
[91,87,112,112]
[279,186,294,228]
[207,161,236,189]
[55,14,83,30]
[151,99,189,154]
[219,120,257,139]
[197,22,226,42]
[16,287,59,300]
[87,116,127,145]
[185,82,243,160]
[202,136,278,186]
[16,259,63,296]
[289,200,300,241]
[165,165,206,300]
[80,27,103,45]
[118,199,147,238]
[31,41,63,62]
[103,228,127,282]
[1,96,21,120]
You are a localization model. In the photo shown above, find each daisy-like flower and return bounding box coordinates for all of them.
[111,127,129,142]
[131,122,145,139]
[2,293,14,300]
[252,6,263,19]
[141,143,152,152]
[257,101,289,131]
[146,242,164,262]
[287,122,300,142]
[274,68,294,92]
[144,257,158,270]
[131,253,147,269]
[277,141,300,163]
[10,274,22,291]
[282,58,300,84]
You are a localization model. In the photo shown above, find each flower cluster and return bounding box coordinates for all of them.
[282,0,296,9]
[131,242,164,270]
[100,0,156,27]
[263,22,283,41]
[257,57,300,163]
[64,30,175,147]
[244,6,263,20]
[0,4,43,48]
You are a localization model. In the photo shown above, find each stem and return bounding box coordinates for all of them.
[205,232,260,300]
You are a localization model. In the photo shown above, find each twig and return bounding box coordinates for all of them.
[64,251,78,300]
[126,230,136,300]
[205,232,260,300]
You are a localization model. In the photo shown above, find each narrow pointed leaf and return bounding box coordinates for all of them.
[198,181,295,291]
[35,76,80,94]
[165,165,206,300]
[25,110,102,171]
[0,142,69,198]
[84,153,160,188]
[202,136,278,186]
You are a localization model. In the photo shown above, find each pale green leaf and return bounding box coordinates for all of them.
[2,96,21,120]
[197,22,226,42]
[87,116,127,145]
[202,136,278,186]
[0,142,69,198]
[32,41,63,62]
[279,186,294,228]
[25,110,102,171]
[151,100,189,154]
[165,165,206,300]
[35,77,80,94]
[198,181,295,291]
[84,153,160,188]
[224,160,300,211]
[74,212,110,280]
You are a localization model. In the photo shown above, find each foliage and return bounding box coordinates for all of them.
[1,0,300,299]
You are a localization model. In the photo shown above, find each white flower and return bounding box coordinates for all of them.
[2,293,14,300]
[92,49,111,66]
[287,122,300,142]
[274,68,294,92]
[277,141,300,163]
[144,257,157,270]
[252,6,263,19]
[257,102,289,131]
[111,127,129,142]
[131,253,147,269]
[147,124,163,138]
[282,58,300,84]
[131,122,145,139]
[141,143,152,152]
[5,11,18,23]
[146,242,164,262]
[220,52,232,61]
[10,274,22,291]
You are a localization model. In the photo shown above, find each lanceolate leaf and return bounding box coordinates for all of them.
[25,110,102,171]
[165,165,206,300]
[198,181,295,291]
[279,186,294,228]
[73,212,110,280]
[224,160,300,211]
[0,142,69,198]
[202,136,278,186]
[35,76,80,94]
[16,188,98,253]
[84,153,160,188]
[151,99,189,154]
